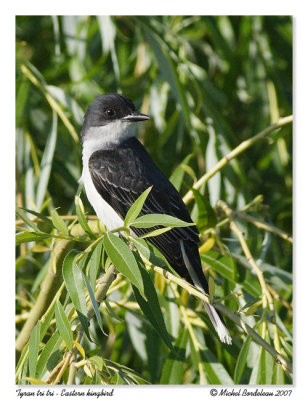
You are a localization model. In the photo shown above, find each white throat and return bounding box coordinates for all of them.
[82,120,135,164]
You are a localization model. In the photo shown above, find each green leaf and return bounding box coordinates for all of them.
[36,333,62,379]
[139,226,172,239]
[16,231,53,245]
[272,363,285,384]
[143,24,191,130]
[132,261,173,349]
[131,237,179,277]
[84,274,107,335]
[62,250,91,339]
[36,112,58,210]
[51,209,69,236]
[124,186,152,227]
[103,232,144,296]
[104,359,150,385]
[55,301,73,350]
[105,299,124,322]
[89,355,105,371]
[191,189,217,231]
[62,250,88,316]
[160,329,188,383]
[20,208,54,227]
[75,196,95,238]
[201,251,238,282]
[16,208,42,232]
[39,304,55,341]
[28,321,40,378]
[169,154,193,191]
[86,240,103,290]
[234,336,252,384]
[130,214,195,229]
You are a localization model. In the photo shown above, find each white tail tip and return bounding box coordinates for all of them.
[203,302,232,345]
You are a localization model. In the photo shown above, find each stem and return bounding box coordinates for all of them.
[21,64,79,143]
[217,201,275,315]
[152,264,292,374]
[231,210,292,243]
[53,352,73,384]
[15,239,72,358]
[87,264,117,320]
[182,116,293,205]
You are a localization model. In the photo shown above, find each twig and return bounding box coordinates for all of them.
[231,210,292,244]
[217,201,275,314]
[15,239,72,358]
[46,359,65,384]
[21,64,79,143]
[182,116,293,205]
[15,220,102,360]
[152,264,292,373]
[53,352,73,384]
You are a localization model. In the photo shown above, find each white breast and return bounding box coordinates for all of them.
[80,121,135,231]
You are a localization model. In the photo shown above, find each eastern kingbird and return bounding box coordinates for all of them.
[80,93,232,344]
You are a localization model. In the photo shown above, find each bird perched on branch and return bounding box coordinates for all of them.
[80,93,232,344]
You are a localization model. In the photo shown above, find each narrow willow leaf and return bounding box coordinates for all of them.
[36,332,61,378]
[73,340,86,359]
[75,196,95,238]
[201,251,238,282]
[16,208,42,232]
[191,189,217,230]
[84,274,107,335]
[130,214,195,229]
[36,111,58,211]
[25,378,47,385]
[244,300,263,316]
[104,359,150,384]
[139,226,172,239]
[202,346,234,384]
[19,208,54,228]
[86,240,103,290]
[169,154,193,191]
[260,331,274,384]
[124,186,152,227]
[160,329,188,384]
[62,250,88,317]
[51,209,69,236]
[89,355,104,371]
[199,237,215,253]
[144,25,191,129]
[234,336,252,384]
[28,321,40,378]
[272,364,285,384]
[132,261,173,349]
[103,232,144,296]
[39,307,55,343]
[62,250,92,340]
[131,237,179,277]
[16,231,53,245]
[105,299,124,322]
[55,300,73,350]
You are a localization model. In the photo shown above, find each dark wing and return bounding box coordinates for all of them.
[88,137,207,289]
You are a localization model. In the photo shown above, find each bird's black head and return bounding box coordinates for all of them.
[81,93,150,142]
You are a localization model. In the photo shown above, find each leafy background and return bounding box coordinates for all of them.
[15,16,292,385]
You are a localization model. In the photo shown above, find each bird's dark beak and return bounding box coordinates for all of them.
[122,111,150,122]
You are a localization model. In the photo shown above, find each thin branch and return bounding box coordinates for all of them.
[182,116,293,205]
[15,239,72,358]
[151,264,292,373]
[217,200,276,320]
[231,210,292,244]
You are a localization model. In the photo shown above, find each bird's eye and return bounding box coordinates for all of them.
[105,108,116,117]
